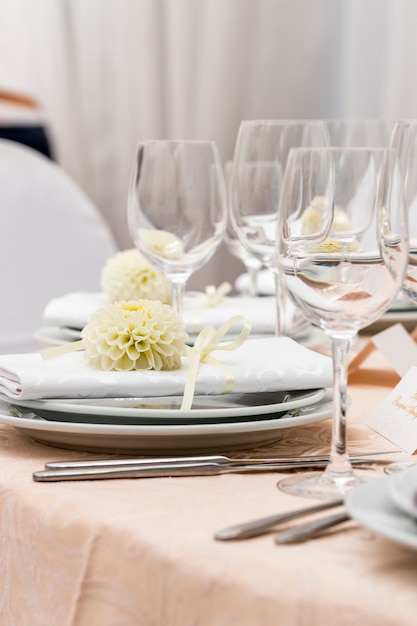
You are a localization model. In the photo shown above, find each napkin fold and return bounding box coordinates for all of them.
[42,291,309,337]
[0,337,333,400]
[235,269,275,296]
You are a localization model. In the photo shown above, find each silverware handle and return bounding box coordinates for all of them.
[33,462,225,482]
[45,454,228,470]
[33,458,379,482]
[33,460,322,482]
[274,511,351,544]
[43,450,397,470]
[214,498,344,540]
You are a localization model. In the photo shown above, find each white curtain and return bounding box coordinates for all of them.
[1,0,417,288]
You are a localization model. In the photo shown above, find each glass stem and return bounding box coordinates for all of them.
[170,280,186,318]
[273,270,286,337]
[326,334,353,478]
[245,265,258,297]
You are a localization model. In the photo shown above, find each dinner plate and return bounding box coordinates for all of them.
[361,309,417,334]
[34,325,326,350]
[6,388,326,425]
[0,393,332,454]
[346,476,417,551]
[34,326,78,346]
[387,463,417,519]
[35,325,275,346]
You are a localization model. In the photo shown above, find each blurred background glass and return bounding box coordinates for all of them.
[325,119,390,147]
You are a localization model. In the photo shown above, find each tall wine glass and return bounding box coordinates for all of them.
[224,160,263,296]
[325,118,390,147]
[276,147,409,499]
[127,140,227,317]
[229,119,329,335]
[383,120,417,477]
[390,119,417,305]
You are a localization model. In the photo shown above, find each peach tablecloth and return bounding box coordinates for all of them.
[0,345,415,626]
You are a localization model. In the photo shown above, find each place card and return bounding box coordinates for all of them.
[363,324,417,452]
[368,366,417,453]
[370,323,417,377]
[349,323,417,376]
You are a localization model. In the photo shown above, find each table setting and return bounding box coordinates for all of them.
[3,128,417,625]
[0,136,413,492]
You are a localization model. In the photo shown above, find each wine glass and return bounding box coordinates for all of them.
[224,160,263,296]
[325,118,390,147]
[229,119,329,335]
[275,146,409,499]
[390,120,417,306]
[382,119,417,475]
[127,140,227,317]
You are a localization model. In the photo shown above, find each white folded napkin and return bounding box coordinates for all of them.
[0,337,333,400]
[42,291,309,337]
[235,269,275,296]
[43,292,109,329]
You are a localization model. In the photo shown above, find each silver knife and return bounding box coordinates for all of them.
[43,449,398,471]
[33,458,377,482]
[214,498,345,540]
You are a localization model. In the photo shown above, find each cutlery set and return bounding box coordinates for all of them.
[214,497,346,541]
[32,450,397,542]
[32,450,393,482]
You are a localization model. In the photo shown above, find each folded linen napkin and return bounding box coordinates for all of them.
[235,269,275,296]
[42,291,309,337]
[0,337,333,400]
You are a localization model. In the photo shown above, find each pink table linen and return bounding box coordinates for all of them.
[0,346,415,625]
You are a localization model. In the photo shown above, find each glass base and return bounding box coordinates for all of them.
[277,470,368,500]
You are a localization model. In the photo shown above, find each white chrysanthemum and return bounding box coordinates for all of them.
[82,300,188,371]
[138,228,184,259]
[332,206,353,233]
[302,197,358,253]
[302,198,353,236]
[311,237,359,253]
[101,249,171,303]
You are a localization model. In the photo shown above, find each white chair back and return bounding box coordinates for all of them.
[0,139,118,352]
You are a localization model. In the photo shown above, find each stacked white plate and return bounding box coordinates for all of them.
[0,387,333,454]
[346,463,417,550]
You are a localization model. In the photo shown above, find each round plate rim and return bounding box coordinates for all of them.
[346,475,417,551]
[6,388,327,421]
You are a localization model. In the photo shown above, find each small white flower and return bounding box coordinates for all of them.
[301,197,358,253]
[138,228,184,259]
[82,300,188,371]
[101,249,171,303]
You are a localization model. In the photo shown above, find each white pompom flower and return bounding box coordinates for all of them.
[82,300,188,371]
[101,248,171,303]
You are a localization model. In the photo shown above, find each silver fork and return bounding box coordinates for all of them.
[274,511,351,544]
[214,498,345,540]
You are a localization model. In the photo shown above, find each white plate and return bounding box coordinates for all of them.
[35,325,327,350]
[58,326,83,340]
[387,463,417,519]
[346,476,417,551]
[0,393,332,454]
[388,298,417,312]
[34,326,272,347]
[362,309,417,334]
[8,388,326,425]
[34,326,77,346]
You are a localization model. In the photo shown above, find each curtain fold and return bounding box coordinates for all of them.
[1,0,416,287]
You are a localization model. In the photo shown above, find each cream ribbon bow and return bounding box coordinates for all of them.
[188,281,232,333]
[180,314,252,411]
[41,313,252,413]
